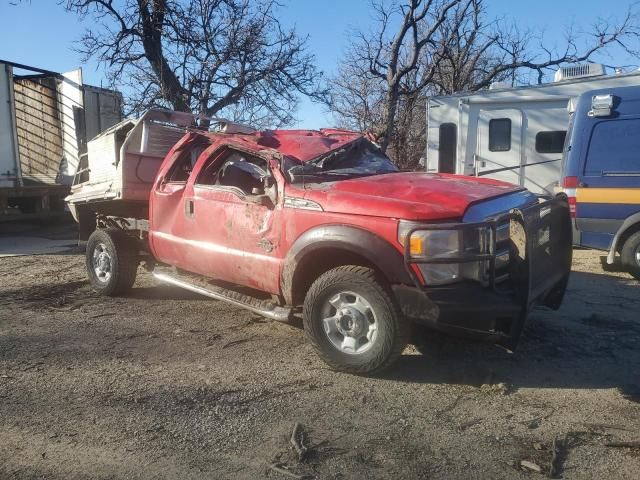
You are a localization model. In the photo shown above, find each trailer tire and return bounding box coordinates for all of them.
[303,265,409,374]
[86,228,139,296]
[620,231,640,280]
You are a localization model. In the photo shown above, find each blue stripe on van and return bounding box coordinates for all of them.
[580,175,640,188]
[577,202,640,219]
[580,231,614,250]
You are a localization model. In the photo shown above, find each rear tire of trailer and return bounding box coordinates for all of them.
[86,228,139,296]
[303,265,409,375]
[620,231,640,280]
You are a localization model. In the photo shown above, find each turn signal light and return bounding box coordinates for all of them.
[409,236,424,256]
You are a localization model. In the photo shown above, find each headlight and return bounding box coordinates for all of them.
[398,221,491,285]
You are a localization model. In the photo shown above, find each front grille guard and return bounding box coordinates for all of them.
[402,194,572,304]
[402,213,508,291]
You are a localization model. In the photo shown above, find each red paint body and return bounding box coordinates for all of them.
[147,129,523,295]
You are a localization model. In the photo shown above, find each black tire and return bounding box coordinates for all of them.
[303,265,409,374]
[86,228,139,296]
[621,231,640,280]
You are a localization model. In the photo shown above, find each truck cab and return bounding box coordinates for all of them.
[561,86,640,279]
[68,110,572,374]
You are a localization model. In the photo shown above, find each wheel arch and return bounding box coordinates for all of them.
[281,225,413,306]
[607,212,640,264]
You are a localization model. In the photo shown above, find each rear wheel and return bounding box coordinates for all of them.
[86,229,139,296]
[620,231,640,280]
[303,266,409,374]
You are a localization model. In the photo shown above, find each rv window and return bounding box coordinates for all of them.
[489,118,511,152]
[438,123,457,173]
[585,119,640,175]
[535,131,567,154]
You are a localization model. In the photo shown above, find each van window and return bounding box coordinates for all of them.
[585,119,640,175]
[535,131,567,154]
[438,123,457,173]
[489,118,511,152]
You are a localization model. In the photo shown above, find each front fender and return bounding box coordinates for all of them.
[281,224,413,305]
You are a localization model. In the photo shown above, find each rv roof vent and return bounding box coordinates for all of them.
[554,63,606,82]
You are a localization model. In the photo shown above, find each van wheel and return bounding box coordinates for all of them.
[303,266,409,374]
[86,229,139,296]
[620,231,640,280]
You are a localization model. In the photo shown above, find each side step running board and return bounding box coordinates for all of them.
[152,271,292,322]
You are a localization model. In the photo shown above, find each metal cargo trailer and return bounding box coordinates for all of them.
[0,60,123,219]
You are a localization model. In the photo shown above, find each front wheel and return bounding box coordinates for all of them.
[621,231,640,280]
[86,228,139,296]
[303,266,409,374]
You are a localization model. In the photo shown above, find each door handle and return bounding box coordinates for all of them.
[473,154,486,169]
[185,199,195,218]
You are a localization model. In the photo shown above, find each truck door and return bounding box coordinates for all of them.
[180,147,282,294]
[149,138,209,267]
[476,109,523,186]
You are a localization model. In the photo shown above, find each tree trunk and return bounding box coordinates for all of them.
[138,0,190,112]
[380,86,399,153]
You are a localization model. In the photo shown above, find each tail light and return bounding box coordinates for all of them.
[567,196,577,218]
[562,176,578,218]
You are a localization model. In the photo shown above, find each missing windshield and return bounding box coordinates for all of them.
[288,138,399,183]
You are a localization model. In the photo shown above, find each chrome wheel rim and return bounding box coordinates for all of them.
[635,246,640,267]
[92,242,112,283]
[321,291,378,355]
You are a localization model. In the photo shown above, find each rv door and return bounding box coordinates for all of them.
[475,109,523,186]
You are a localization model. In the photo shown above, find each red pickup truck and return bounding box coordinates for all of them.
[67,109,572,374]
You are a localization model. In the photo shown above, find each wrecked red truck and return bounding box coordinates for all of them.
[66,109,572,374]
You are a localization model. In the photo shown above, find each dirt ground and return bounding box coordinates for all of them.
[1,222,639,480]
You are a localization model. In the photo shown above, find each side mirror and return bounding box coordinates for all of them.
[246,177,277,207]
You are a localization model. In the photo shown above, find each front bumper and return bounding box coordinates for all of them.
[397,194,572,348]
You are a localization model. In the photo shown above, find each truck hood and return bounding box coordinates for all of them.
[302,172,525,221]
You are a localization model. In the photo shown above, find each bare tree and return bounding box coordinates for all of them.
[330,49,386,133]
[330,0,640,167]
[62,0,328,126]
[432,1,640,93]
[429,0,513,94]
[355,0,464,152]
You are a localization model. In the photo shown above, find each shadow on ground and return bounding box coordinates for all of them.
[384,270,639,402]
[2,257,638,403]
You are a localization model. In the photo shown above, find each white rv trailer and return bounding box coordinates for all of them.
[426,64,640,194]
